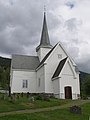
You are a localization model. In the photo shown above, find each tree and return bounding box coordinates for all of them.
[84,76,90,96]
[0,66,10,89]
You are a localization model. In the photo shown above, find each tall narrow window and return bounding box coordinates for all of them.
[38,78,40,87]
[22,80,28,88]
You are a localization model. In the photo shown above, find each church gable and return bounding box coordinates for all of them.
[52,57,67,79]
[37,42,68,70]
[46,42,67,62]
[62,59,76,77]
[36,43,57,69]
[44,41,76,66]
[52,57,76,80]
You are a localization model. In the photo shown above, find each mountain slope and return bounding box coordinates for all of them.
[0,57,11,68]
[0,57,11,89]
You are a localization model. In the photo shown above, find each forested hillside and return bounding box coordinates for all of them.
[0,57,11,89]
[80,71,90,97]
[0,57,11,67]
[0,56,90,97]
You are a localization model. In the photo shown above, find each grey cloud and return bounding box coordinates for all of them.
[65,18,81,32]
[0,0,63,56]
[77,59,90,73]
[65,0,76,9]
[48,13,62,30]
[68,46,79,58]
[0,0,90,73]
[0,0,44,56]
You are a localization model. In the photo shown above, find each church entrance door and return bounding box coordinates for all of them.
[65,86,72,99]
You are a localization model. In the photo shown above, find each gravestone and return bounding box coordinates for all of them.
[70,105,82,114]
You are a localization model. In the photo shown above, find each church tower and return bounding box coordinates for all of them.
[36,12,53,62]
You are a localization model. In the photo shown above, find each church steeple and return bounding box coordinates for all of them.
[36,11,52,52]
[40,12,50,46]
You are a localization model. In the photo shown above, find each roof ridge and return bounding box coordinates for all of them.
[36,43,58,69]
[12,54,38,57]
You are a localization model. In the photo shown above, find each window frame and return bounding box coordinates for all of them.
[38,78,40,87]
[22,80,28,88]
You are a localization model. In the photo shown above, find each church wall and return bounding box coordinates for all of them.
[76,73,80,96]
[37,49,41,61]
[52,78,60,98]
[10,66,13,89]
[52,59,80,100]
[59,61,80,99]
[44,44,67,93]
[62,61,74,75]
[60,75,75,99]
[37,47,51,62]
[52,76,79,99]
[11,70,36,93]
[36,66,45,93]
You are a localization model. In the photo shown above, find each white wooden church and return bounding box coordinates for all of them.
[10,12,80,99]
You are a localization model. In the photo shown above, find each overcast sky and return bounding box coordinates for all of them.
[0,0,90,73]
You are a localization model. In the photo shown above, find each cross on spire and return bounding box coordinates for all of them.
[44,5,46,14]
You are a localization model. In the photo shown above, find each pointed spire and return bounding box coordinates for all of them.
[36,9,52,52]
[40,11,50,45]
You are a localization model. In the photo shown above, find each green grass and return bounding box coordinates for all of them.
[82,102,90,115]
[0,94,71,113]
[33,98,71,108]
[0,103,90,120]
[0,94,90,120]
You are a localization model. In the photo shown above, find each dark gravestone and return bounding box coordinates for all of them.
[70,105,82,114]
[21,92,24,97]
[43,95,50,101]
[27,92,30,98]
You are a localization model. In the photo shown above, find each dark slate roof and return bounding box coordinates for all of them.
[52,57,67,79]
[12,55,40,70]
[36,12,52,52]
[37,43,58,69]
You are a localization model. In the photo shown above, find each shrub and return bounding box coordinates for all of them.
[81,94,88,100]
[35,95,43,100]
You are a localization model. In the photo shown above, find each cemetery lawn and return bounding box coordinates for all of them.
[0,94,72,113]
[0,102,90,120]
